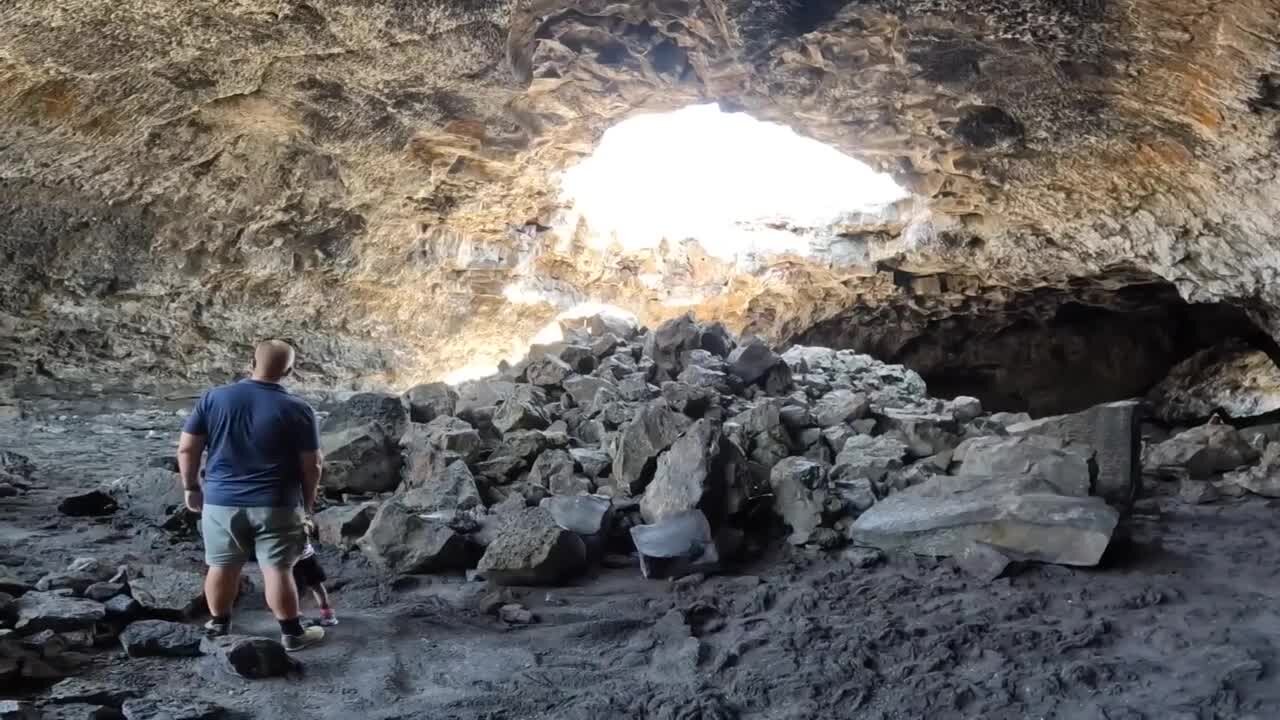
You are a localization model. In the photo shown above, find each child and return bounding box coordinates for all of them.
[294,519,338,627]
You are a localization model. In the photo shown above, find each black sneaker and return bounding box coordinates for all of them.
[282,625,325,652]
[203,618,231,637]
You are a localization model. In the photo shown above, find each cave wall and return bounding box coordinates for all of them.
[1,0,1279,395]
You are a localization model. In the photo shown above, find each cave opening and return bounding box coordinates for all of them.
[791,274,1280,420]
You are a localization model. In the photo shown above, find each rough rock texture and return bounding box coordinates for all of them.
[200,635,300,680]
[358,501,475,575]
[127,566,206,618]
[119,620,205,658]
[1143,424,1260,480]
[476,508,587,586]
[1147,343,1280,423]
[5,0,1280,397]
[1008,400,1142,511]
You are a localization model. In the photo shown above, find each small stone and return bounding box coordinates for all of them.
[200,635,301,679]
[498,604,536,625]
[841,547,885,569]
[83,583,125,602]
[1179,479,1219,505]
[58,490,118,517]
[953,542,1012,583]
[950,396,984,422]
[119,620,204,658]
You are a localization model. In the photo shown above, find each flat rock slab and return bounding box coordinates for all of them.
[200,635,300,679]
[129,566,206,617]
[1009,400,1142,510]
[122,697,232,720]
[47,677,144,707]
[14,592,105,634]
[120,620,205,658]
[850,487,1118,567]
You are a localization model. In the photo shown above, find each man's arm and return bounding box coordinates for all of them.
[177,432,206,512]
[299,449,323,513]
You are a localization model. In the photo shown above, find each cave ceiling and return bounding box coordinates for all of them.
[1,0,1278,392]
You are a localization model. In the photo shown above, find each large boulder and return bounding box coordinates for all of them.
[1222,441,1280,497]
[955,435,1092,497]
[629,510,720,579]
[14,593,105,634]
[401,459,482,512]
[528,449,576,492]
[312,502,378,547]
[358,501,476,574]
[540,494,614,536]
[119,620,204,658]
[812,390,869,428]
[610,402,691,495]
[1147,343,1280,424]
[321,392,407,438]
[106,469,194,533]
[769,457,831,545]
[402,382,458,423]
[129,565,206,618]
[493,396,550,434]
[832,434,908,484]
[876,408,959,459]
[476,508,587,586]
[1143,424,1259,480]
[321,422,401,494]
[727,337,784,386]
[1008,400,1142,510]
[850,473,1119,566]
[640,420,722,524]
[200,635,300,679]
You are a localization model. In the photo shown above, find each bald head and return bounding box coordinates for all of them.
[252,340,295,382]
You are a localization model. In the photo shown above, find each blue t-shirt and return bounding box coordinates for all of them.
[182,379,319,508]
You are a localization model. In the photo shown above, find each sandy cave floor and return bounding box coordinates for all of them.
[4,405,1280,719]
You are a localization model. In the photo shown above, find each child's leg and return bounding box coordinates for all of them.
[312,584,330,610]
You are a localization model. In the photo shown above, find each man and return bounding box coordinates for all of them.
[177,339,326,651]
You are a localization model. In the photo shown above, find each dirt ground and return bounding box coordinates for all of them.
[4,403,1280,719]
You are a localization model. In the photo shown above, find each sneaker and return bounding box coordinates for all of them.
[203,619,231,637]
[318,609,339,627]
[281,625,325,652]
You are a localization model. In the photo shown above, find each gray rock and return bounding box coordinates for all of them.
[569,447,612,479]
[1179,479,1220,504]
[643,314,706,379]
[476,508,587,586]
[401,458,482,512]
[563,375,616,408]
[640,420,721,524]
[320,392,407,438]
[493,397,550,433]
[121,696,231,720]
[541,495,613,536]
[200,635,300,679]
[403,382,458,423]
[455,381,517,418]
[850,473,1119,566]
[1147,343,1280,424]
[35,573,100,596]
[1222,441,1280,497]
[46,677,143,707]
[0,701,37,720]
[14,593,105,633]
[611,403,692,495]
[358,501,476,574]
[949,396,984,423]
[312,503,378,547]
[812,390,869,427]
[58,490,118,517]
[419,416,484,462]
[660,381,718,418]
[103,595,141,620]
[548,474,594,496]
[129,565,206,617]
[493,430,551,462]
[841,546,885,569]
[320,422,402,494]
[526,355,574,387]
[0,577,32,597]
[956,435,1092,497]
[629,510,720,579]
[954,542,1012,583]
[35,703,117,720]
[1143,423,1259,480]
[83,582,124,602]
[833,434,908,483]
[1008,399,1142,510]
[106,469,195,533]
[499,604,536,625]
[727,337,783,385]
[877,408,959,458]
[769,457,832,545]
[119,620,204,658]
[529,449,576,491]
[834,477,876,514]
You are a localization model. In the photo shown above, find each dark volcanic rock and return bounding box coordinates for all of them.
[494,397,550,433]
[201,635,300,679]
[727,337,784,386]
[312,503,378,547]
[476,508,587,586]
[321,392,407,438]
[128,566,205,618]
[58,490,118,517]
[106,469,195,533]
[358,501,476,574]
[1143,423,1259,480]
[640,419,721,524]
[611,402,691,495]
[1008,399,1142,510]
[120,620,205,658]
[46,677,143,707]
[630,509,720,579]
[403,382,459,423]
[769,457,831,545]
[320,422,402,495]
[541,495,613,536]
[14,593,105,634]
[121,696,230,720]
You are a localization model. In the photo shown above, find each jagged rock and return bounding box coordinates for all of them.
[640,420,721,524]
[475,455,526,486]
[358,501,476,574]
[200,635,300,679]
[119,620,204,658]
[643,315,705,379]
[877,408,959,459]
[954,542,1013,583]
[1179,479,1220,504]
[494,397,550,433]
[57,490,118,517]
[402,455,482,512]
[83,583,124,602]
[46,677,143,707]
[769,457,832,545]
[1009,400,1142,510]
[1222,442,1280,497]
[956,435,1092,497]
[832,435,908,483]
[419,416,484,462]
[850,473,1119,566]
[563,375,616,407]
[1143,424,1259,480]
[128,565,206,617]
[529,449,576,491]
[121,696,230,720]
[106,469,195,533]
[611,403,691,495]
[950,396,984,423]
[834,477,877,514]
[727,337,783,386]
[403,382,458,423]
[499,604,536,625]
[321,392,407,439]
[541,494,613,536]
[0,701,36,720]
[35,573,100,596]
[660,381,718,418]
[735,399,793,467]
[629,510,720,579]
[455,381,516,418]
[321,422,401,494]
[1147,343,1280,424]
[476,508,587,586]
[14,593,105,633]
[526,355,575,387]
[812,390,869,427]
[312,503,378,547]
[570,447,612,479]
[103,595,140,620]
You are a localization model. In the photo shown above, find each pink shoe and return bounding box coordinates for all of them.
[319,608,339,627]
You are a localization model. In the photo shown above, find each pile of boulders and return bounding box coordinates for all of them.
[1141,418,1280,503]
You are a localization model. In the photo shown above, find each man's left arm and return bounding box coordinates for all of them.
[177,395,208,513]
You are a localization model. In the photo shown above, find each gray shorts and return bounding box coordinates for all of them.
[201,505,305,569]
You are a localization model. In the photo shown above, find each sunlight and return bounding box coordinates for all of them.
[556,103,907,261]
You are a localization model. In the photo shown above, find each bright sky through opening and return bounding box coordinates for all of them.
[558,103,908,259]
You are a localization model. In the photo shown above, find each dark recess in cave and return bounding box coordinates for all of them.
[790,276,1279,417]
